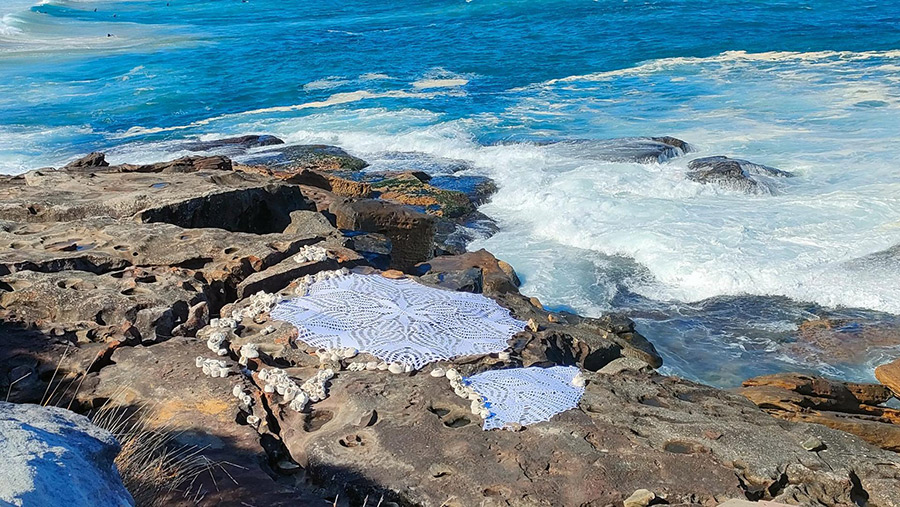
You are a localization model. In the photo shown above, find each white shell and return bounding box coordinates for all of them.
[388,363,404,374]
[430,367,446,378]
[498,351,511,361]
[445,368,461,381]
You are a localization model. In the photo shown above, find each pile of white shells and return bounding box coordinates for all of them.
[232,291,281,323]
[293,268,350,296]
[238,343,259,366]
[300,368,334,403]
[232,384,254,407]
[206,330,229,356]
[317,346,358,364]
[196,357,229,378]
[345,360,413,374]
[258,368,308,411]
[444,367,491,419]
[209,316,237,330]
[293,245,329,264]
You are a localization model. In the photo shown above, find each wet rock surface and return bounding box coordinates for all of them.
[2,147,900,506]
[687,156,794,194]
[543,136,692,163]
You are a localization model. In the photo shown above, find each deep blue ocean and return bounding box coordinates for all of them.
[3,0,900,386]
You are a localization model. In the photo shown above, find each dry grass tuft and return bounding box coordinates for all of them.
[90,395,216,507]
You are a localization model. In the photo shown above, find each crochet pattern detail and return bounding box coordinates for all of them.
[271,273,526,369]
[465,366,584,430]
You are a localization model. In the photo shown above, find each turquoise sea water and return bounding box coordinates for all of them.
[3,0,900,386]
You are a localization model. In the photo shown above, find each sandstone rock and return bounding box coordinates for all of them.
[743,372,893,410]
[236,164,373,197]
[283,210,339,237]
[0,165,315,233]
[687,156,793,194]
[242,144,368,172]
[0,401,134,507]
[62,151,109,170]
[623,488,656,507]
[369,172,475,218]
[415,249,520,295]
[0,218,324,281]
[741,373,900,452]
[0,267,205,343]
[598,357,652,375]
[875,358,900,398]
[330,198,435,270]
[270,368,900,506]
[235,246,363,298]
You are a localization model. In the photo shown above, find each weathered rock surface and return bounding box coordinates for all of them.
[687,156,794,194]
[0,401,134,507]
[241,144,368,172]
[183,134,285,152]
[4,148,900,507]
[544,136,691,163]
[0,162,315,233]
[330,198,436,270]
[369,172,475,219]
[741,373,900,452]
[415,249,520,294]
[876,358,900,397]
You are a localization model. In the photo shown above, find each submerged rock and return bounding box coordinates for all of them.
[0,401,134,507]
[183,134,284,152]
[687,156,794,194]
[544,136,692,163]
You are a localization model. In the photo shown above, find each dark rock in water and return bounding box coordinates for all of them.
[651,136,692,153]
[687,156,794,194]
[0,401,134,507]
[241,144,368,172]
[545,136,692,163]
[429,174,498,206]
[329,197,435,271]
[62,152,109,170]
[183,134,284,152]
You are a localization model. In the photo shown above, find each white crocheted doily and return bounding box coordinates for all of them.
[464,366,584,430]
[271,273,526,369]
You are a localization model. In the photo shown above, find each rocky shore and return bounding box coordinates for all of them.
[2,137,900,506]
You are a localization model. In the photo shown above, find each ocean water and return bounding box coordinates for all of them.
[2,0,900,386]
